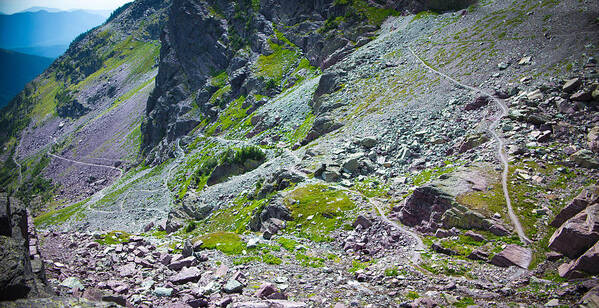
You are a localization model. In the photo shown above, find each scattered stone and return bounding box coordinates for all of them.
[168,256,196,271]
[223,279,244,293]
[118,263,136,277]
[154,287,174,297]
[170,267,202,284]
[60,277,84,291]
[464,95,490,111]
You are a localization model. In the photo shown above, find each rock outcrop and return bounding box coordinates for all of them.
[394,167,510,235]
[0,194,49,301]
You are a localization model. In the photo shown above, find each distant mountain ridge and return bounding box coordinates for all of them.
[0,48,53,108]
[0,10,107,49]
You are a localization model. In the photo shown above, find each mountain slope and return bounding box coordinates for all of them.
[0,49,53,108]
[1,0,599,307]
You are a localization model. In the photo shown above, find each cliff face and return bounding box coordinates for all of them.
[141,0,438,161]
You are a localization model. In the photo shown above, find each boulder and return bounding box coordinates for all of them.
[570,150,599,169]
[249,201,292,232]
[464,95,490,111]
[256,283,277,299]
[548,204,599,259]
[458,133,490,153]
[397,167,500,234]
[464,231,486,242]
[301,115,343,145]
[550,186,599,227]
[168,256,196,271]
[571,91,592,102]
[562,78,581,93]
[357,136,378,148]
[567,241,599,275]
[580,286,599,307]
[467,249,489,261]
[353,215,373,229]
[342,153,363,173]
[490,244,532,268]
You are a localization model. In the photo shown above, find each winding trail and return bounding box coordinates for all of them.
[407,45,531,245]
[13,135,23,192]
[47,153,124,176]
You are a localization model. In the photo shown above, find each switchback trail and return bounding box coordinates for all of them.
[407,45,532,245]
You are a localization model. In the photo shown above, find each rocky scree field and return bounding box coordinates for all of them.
[0,0,599,307]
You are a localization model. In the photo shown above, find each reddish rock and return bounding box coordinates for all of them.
[188,298,209,308]
[467,249,489,261]
[170,267,202,284]
[215,264,229,278]
[563,78,581,92]
[569,241,599,275]
[216,297,233,307]
[352,215,372,229]
[160,253,172,266]
[464,230,486,242]
[431,242,457,256]
[102,294,128,307]
[256,283,277,299]
[168,256,196,271]
[118,263,136,277]
[548,204,599,259]
[465,95,490,111]
[490,245,531,268]
[550,186,599,227]
[82,288,104,301]
[558,261,587,279]
[545,251,563,261]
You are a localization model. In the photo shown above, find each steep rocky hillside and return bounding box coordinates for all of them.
[1,0,598,307]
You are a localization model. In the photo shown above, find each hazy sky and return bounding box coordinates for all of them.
[0,0,132,14]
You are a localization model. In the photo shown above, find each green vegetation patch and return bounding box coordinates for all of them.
[195,232,246,255]
[205,96,249,136]
[349,259,374,273]
[276,237,300,251]
[95,231,131,245]
[353,177,389,198]
[284,184,356,242]
[34,198,90,227]
[296,253,325,268]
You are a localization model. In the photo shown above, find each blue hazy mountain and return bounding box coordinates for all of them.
[0,48,53,108]
[0,9,107,57]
